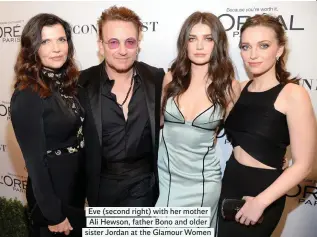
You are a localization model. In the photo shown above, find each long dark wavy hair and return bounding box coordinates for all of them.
[14,13,79,97]
[162,11,235,116]
[239,14,298,84]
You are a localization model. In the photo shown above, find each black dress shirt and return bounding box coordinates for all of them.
[100,68,153,179]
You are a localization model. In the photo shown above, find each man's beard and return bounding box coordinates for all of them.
[106,60,135,73]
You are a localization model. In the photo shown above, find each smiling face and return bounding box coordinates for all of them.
[99,20,139,73]
[37,24,68,69]
[187,23,215,66]
[240,25,284,76]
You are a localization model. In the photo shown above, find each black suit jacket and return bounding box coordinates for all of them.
[78,61,164,206]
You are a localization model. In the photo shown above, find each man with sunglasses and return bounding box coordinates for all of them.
[78,6,164,207]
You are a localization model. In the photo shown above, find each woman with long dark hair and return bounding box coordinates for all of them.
[155,11,240,228]
[11,13,85,236]
[218,14,316,236]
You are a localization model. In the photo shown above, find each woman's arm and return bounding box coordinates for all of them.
[160,71,173,127]
[11,88,66,225]
[257,84,316,204]
[236,84,316,225]
[224,79,241,120]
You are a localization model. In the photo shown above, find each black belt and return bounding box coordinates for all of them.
[101,156,153,178]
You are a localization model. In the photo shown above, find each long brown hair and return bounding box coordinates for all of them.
[240,14,298,84]
[162,11,235,115]
[14,13,79,97]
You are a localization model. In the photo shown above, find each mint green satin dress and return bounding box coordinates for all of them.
[156,97,223,228]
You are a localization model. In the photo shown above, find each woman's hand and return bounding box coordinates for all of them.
[235,196,266,226]
[48,217,73,235]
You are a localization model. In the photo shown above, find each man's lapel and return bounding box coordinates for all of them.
[135,63,156,151]
[86,63,104,146]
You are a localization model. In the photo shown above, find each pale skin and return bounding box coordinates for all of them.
[38,24,68,70]
[233,25,316,226]
[161,22,240,128]
[98,20,140,121]
[38,24,73,235]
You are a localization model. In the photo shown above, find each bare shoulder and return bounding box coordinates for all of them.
[283,82,311,103]
[228,79,241,103]
[232,79,241,95]
[280,83,313,116]
[240,80,250,90]
[163,71,173,88]
[225,79,241,118]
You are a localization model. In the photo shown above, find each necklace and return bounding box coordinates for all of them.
[118,73,134,107]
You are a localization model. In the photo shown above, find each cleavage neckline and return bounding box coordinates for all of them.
[173,98,214,123]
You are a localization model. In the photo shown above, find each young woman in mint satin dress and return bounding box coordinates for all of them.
[155,11,240,229]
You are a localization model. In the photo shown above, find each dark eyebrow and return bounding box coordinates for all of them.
[189,34,213,37]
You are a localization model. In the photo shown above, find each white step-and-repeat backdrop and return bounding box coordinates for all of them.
[0,1,316,236]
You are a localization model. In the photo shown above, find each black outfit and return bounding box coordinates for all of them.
[10,69,86,237]
[217,80,290,237]
[78,61,164,207]
[100,69,152,169]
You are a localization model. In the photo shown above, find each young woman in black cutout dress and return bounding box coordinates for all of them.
[10,14,85,237]
[217,14,316,237]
